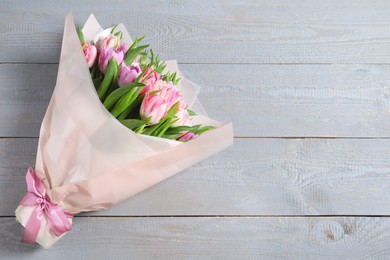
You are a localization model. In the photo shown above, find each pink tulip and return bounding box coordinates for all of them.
[178,131,199,141]
[118,64,141,87]
[140,94,167,125]
[98,48,124,74]
[95,34,119,52]
[172,108,191,127]
[139,68,161,96]
[82,42,97,68]
[140,80,182,109]
[116,43,129,53]
[160,82,182,111]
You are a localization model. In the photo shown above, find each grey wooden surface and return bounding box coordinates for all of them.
[3,63,390,138]
[1,0,390,259]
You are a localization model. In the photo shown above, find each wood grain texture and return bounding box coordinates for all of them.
[2,0,390,63]
[2,138,390,216]
[1,217,390,259]
[2,0,390,256]
[1,63,390,138]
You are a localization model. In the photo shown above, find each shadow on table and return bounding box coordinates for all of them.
[0,218,41,254]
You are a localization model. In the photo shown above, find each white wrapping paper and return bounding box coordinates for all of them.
[15,13,233,248]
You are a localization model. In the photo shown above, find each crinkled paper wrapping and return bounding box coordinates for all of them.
[15,12,233,248]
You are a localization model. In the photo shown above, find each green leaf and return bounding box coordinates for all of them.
[128,35,146,51]
[139,49,150,64]
[166,101,180,116]
[108,61,120,97]
[187,109,197,116]
[148,89,162,96]
[172,77,181,85]
[97,59,118,100]
[124,45,149,65]
[90,61,100,79]
[111,93,133,117]
[162,71,180,84]
[142,122,161,136]
[134,123,146,134]
[164,125,201,136]
[142,116,172,136]
[158,63,167,74]
[92,77,103,90]
[150,49,156,64]
[155,118,178,137]
[111,85,144,117]
[110,24,119,34]
[135,64,152,83]
[163,72,171,82]
[154,61,166,74]
[117,95,144,120]
[171,72,177,82]
[120,119,145,130]
[106,79,119,98]
[149,117,170,137]
[112,60,120,85]
[77,26,85,43]
[103,82,144,110]
[193,125,216,135]
[90,64,96,77]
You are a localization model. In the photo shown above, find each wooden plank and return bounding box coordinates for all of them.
[2,138,390,216]
[2,0,390,63]
[1,63,390,137]
[1,216,390,259]
[0,64,54,138]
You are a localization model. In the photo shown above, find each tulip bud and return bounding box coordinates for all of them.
[139,69,161,96]
[140,94,167,125]
[118,64,141,87]
[95,34,119,52]
[160,82,182,111]
[178,131,199,141]
[116,43,129,53]
[98,48,124,74]
[172,108,191,127]
[82,42,97,68]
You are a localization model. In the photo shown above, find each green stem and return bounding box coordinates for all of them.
[156,118,173,137]
[117,95,143,120]
[112,86,143,118]
[142,120,164,136]
[135,124,146,134]
[98,59,117,101]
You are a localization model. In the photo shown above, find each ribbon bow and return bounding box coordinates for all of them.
[18,168,72,244]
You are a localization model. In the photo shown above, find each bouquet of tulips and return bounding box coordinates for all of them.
[15,13,233,248]
[80,24,214,141]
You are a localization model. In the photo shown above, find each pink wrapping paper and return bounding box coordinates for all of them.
[15,13,233,248]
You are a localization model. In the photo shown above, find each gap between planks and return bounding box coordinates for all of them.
[2,215,390,218]
[2,62,390,65]
[3,137,390,139]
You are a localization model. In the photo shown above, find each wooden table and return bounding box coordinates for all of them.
[1,1,390,259]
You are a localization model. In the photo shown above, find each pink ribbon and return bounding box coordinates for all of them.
[18,167,72,244]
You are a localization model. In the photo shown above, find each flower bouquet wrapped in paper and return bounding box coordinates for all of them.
[15,12,233,248]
